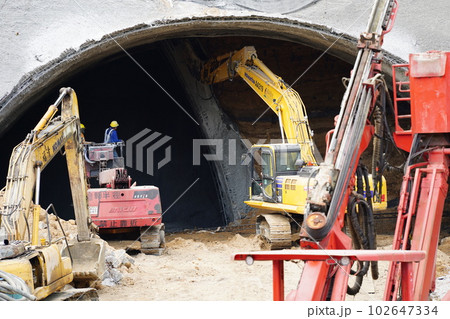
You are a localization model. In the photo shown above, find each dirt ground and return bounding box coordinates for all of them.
[97,231,450,301]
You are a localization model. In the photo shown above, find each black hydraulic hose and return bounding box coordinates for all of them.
[347,273,364,296]
[371,80,407,181]
[372,104,384,201]
[346,196,364,295]
[347,164,379,295]
[347,194,370,295]
[362,165,379,280]
[356,166,364,197]
[350,167,368,291]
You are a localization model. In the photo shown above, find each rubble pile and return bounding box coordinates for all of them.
[38,213,78,242]
[37,212,135,287]
[102,248,135,286]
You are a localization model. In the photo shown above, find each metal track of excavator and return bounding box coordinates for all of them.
[256,214,292,250]
[140,224,165,255]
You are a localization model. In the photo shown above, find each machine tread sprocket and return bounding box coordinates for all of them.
[256,214,291,250]
[140,224,165,255]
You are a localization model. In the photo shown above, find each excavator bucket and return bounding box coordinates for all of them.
[62,237,106,284]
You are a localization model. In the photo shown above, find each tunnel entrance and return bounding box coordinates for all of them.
[0,35,353,231]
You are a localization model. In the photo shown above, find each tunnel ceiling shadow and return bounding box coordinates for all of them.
[0,32,355,231]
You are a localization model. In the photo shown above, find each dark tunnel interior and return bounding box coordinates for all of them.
[0,42,225,232]
[0,36,355,232]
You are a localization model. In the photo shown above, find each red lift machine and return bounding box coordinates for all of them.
[85,142,165,255]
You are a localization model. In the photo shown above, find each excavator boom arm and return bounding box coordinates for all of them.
[0,88,90,242]
[202,46,318,164]
[0,88,106,299]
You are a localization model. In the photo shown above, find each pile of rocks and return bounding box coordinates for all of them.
[102,247,135,286]
[38,212,135,287]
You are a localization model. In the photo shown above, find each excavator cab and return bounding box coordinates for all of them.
[249,144,302,203]
[250,146,275,201]
[274,144,305,174]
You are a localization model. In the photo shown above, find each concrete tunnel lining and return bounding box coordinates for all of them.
[0,16,406,137]
[0,16,405,229]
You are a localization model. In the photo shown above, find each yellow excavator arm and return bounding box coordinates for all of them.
[0,88,90,243]
[201,46,318,165]
[0,88,105,300]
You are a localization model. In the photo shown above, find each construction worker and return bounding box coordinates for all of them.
[104,120,123,157]
[104,120,122,144]
[80,123,86,143]
[80,123,93,145]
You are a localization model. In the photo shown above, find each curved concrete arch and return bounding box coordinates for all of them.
[2,0,450,131]
[0,16,368,136]
[0,10,414,136]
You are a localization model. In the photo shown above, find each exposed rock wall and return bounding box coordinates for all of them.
[163,39,249,222]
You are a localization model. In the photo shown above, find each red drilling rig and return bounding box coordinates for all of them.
[234,0,449,301]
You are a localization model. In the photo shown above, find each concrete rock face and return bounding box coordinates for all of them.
[1,0,449,226]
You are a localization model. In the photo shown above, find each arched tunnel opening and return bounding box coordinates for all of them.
[0,34,356,232]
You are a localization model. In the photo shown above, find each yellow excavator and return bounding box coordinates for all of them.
[201,47,387,248]
[0,88,106,300]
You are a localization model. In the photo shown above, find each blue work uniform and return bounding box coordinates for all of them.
[104,127,120,143]
[104,127,121,157]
